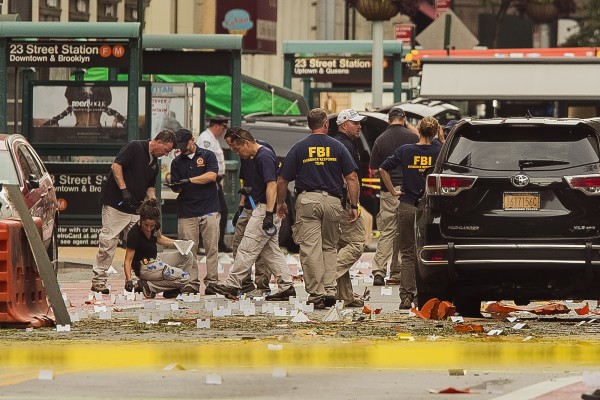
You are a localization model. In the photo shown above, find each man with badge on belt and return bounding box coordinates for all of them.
[197,115,231,252]
[332,109,368,307]
[208,128,296,301]
[170,128,220,295]
[277,108,360,309]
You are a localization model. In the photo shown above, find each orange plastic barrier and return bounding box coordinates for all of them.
[0,218,54,328]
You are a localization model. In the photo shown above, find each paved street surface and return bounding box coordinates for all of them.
[0,247,597,399]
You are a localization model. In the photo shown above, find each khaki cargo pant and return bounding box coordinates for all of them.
[233,208,271,291]
[371,188,402,280]
[92,205,139,287]
[336,210,366,303]
[225,203,293,291]
[292,192,343,302]
[178,212,219,292]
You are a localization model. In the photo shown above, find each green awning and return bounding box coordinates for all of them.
[81,68,307,117]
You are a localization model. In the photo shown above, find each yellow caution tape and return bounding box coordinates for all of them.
[361,184,381,190]
[0,340,599,369]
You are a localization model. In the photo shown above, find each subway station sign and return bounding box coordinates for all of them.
[292,56,394,84]
[7,41,129,68]
[45,164,110,247]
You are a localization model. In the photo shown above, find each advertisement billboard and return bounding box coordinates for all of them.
[29,81,148,145]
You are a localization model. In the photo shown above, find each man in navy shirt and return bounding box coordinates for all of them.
[379,116,441,310]
[333,109,368,307]
[227,135,275,295]
[208,128,295,301]
[170,128,220,295]
[92,129,176,294]
[277,108,359,309]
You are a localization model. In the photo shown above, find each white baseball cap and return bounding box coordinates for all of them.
[336,109,366,125]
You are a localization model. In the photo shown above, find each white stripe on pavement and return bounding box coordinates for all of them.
[493,375,581,400]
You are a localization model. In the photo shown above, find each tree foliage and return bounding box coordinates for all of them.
[562,0,600,46]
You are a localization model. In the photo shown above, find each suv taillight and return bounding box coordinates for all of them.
[565,174,600,195]
[427,174,477,196]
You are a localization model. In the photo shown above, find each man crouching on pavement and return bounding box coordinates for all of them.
[207,128,296,301]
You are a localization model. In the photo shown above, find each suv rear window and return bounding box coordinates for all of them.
[446,125,600,171]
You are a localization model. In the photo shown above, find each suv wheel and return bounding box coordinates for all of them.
[453,293,482,318]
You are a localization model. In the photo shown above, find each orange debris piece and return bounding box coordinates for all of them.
[412,298,456,320]
[453,324,484,333]
[484,301,573,316]
[484,302,521,314]
[528,303,570,315]
[575,303,590,316]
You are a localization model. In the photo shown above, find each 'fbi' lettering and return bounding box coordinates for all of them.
[413,156,432,166]
[309,146,330,158]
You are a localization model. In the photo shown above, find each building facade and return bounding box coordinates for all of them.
[0,0,586,128]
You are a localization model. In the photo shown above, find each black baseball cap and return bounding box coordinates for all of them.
[388,106,406,119]
[175,128,193,150]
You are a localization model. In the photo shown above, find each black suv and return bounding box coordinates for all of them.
[415,118,600,316]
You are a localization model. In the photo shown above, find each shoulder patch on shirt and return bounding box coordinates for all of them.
[204,141,211,148]
[196,157,205,167]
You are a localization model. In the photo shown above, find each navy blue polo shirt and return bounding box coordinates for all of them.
[170,146,220,218]
[239,140,274,209]
[279,134,357,199]
[333,132,359,164]
[101,140,159,214]
[250,145,278,205]
[380,143,440,206]
[333,131,361,182]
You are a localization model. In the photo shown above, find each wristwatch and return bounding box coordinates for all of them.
[350,204,359,209]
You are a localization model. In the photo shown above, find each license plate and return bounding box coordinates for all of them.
[503,192,540,211]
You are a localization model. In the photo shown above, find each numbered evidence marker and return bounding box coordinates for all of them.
[196,319,211,329]
[205,373,222,385]
[38,369,54,380]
